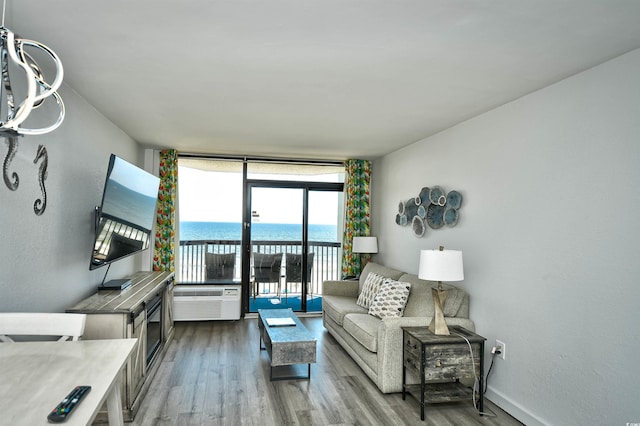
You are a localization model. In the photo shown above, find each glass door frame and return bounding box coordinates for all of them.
[241,179,343,314]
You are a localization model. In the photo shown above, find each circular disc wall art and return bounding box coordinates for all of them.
[443,207,459,226]
[429,186,446,206]
[426,204,445,229]
[446,190,463,209]
[417,187,430,205]
[394,185,463,237]
[412,215,426,237]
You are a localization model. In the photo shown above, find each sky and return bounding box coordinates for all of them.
[178,166,341,225]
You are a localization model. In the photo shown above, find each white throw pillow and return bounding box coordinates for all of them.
[356,272,385,309]
[368,279,411,319]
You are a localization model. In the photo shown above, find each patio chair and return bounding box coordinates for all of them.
[205,252,236,280]
[253,252,283,299]
[0,313,87,342]
[284,252,315,300]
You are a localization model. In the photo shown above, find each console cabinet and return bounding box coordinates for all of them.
[67,270,174,422]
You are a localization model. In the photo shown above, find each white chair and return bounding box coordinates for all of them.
[0,313,87,342]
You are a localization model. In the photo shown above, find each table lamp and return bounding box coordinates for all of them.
[352,236,378,276]
[418,246,464,335]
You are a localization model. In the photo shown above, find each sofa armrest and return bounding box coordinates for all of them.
[322,280,359,298]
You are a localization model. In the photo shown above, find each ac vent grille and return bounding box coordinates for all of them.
[173,285,240,321]
[175,288,224,297]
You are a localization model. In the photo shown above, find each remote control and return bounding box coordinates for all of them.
[47,385,91,423]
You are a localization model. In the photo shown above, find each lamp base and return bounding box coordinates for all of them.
[429,287,450,335]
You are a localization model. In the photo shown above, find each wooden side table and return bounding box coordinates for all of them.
[402,325,486,421]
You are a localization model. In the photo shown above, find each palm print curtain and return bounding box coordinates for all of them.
[341,159,372,278]
[153,149,178,272]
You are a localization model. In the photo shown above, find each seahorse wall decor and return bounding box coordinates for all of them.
[33,144,48,216]
[3,134,20,191]
[396,186,463,238]
[2,134,50,216]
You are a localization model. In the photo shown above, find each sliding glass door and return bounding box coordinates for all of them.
[245,182,343,314]
[248,185,304,312]
[306,189,343,312]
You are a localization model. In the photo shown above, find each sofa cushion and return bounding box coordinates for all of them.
[356,272,385,309]
[399,273,467,318]
[358,262,404,294]
[343,313,380,353]
[323,295,368,326]
[368,280,411,319]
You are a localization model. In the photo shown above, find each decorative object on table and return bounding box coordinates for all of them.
[396,186,463,237]
[352,236,378,275]
[418,246,464,335]
[1,0,64,214]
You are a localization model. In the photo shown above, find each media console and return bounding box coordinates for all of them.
[67,270,174,422]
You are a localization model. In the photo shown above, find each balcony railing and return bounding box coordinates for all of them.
[178,240,342,296]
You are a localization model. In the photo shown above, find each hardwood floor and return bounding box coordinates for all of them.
[132,317,523,426]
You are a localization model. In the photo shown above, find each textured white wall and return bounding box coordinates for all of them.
[372,49,640,425]
[0,83,145,312]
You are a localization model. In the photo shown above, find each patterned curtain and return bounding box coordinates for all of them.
[153,149,178,272]
[341,159,372,278]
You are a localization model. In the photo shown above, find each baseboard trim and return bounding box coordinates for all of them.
[485,387,548,426]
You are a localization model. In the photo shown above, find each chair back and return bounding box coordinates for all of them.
[253,253,283,283]
[0,313,87,342]
[205,252,236,280]
[285,252,315,283]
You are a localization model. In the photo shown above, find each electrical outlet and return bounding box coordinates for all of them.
[495,339,506,360]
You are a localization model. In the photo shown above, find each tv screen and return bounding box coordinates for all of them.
[90,154,160,270]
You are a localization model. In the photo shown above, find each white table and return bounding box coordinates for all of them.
[0,339,137,425]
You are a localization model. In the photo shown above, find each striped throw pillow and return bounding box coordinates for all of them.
[356,272,385,309]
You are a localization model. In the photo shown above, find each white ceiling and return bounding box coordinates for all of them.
[9,1,640,160]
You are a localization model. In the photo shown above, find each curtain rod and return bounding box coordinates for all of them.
[178,152,344,167]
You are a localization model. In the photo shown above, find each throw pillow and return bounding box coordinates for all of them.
[356,272,385,309]
[368,279,412,319]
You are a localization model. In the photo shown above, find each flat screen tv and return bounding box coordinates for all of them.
[90,154,160,271]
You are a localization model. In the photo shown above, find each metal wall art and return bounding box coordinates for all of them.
[0,1,64,216]
[396,186,463,237]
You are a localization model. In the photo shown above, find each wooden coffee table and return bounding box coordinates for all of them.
[258,308,317,381]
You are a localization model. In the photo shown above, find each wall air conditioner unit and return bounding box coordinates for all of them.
[173,285,241,321]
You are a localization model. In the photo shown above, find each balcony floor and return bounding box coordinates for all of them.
[248,294,322,313]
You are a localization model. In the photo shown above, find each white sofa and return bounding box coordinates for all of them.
[322,262,475,393]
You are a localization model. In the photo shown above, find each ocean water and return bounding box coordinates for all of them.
[180,222,339,242]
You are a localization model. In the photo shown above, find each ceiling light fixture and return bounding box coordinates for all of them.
[1,0,65,135]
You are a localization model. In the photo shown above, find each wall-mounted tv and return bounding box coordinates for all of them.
[90,154,160,271]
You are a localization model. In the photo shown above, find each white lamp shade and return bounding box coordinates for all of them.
[418,249,464,281]
[352,236,378,254]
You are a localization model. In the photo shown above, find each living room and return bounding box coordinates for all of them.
[1,2,639,425]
